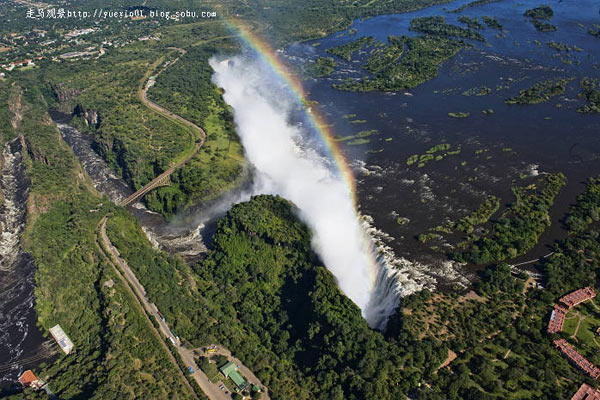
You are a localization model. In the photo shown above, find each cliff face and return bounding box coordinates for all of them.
[73,104,101,129]
[50,83,80,105]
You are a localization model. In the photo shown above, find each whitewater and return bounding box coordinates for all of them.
[211,56,402,328]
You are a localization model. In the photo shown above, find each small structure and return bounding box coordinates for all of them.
[554,339,600,380]
[548,304,568,333]
[49,324,74,354]
[18,370,42,390]
[220,361,248,391]
[560,287,597,309]
[571,383,600,400]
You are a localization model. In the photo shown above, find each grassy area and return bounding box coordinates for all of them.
[562,301,600,364]
[2,77,194,399]
[29,21,248,219]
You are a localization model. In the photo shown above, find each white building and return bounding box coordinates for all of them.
[49,324,74,354]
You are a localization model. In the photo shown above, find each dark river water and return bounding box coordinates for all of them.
[280,0,600,283]
[0,139,55,390]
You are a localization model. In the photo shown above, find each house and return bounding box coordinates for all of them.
[18,370,42,390]
[548,304,568,333]
[554,339,600,380]
[49,324,74,354]
[571,383,600,400]
[219,361,248,391]
[560,287,596,309]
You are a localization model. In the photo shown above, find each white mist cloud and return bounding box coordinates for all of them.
[211,56,380,310]
[210,56,408,328]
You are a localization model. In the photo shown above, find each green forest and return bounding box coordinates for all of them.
[333,35,466,92]
[4,75,599,398]
[0,78,194,399]
[3,0,600,399]
[145,42,246,218]
[452,173,566,264]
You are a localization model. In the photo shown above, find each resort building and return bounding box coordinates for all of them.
[554,339,600,380]
[18,370,42,390]
[560,287,597,309]
[548,304,568,333]
[571,383,600,400]
[220,361,248,391]
[49,324,74,354]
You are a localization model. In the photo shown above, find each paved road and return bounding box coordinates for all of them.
[99,217,229,400]
[120,49,206,207]
[95,216,197,398]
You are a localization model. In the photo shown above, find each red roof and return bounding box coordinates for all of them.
[18,370,38,386]
[571,383,600,400]
[555,339,600,380]
[560,287,597,309]
[548,304,568,333]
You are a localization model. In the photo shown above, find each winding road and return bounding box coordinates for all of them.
[106,49,269,399]
[120,48,206,207]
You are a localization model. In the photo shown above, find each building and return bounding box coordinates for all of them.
[560,287,597,309]
[554,339,600,380]
[548,304,568,333]
[18,370,42,390]
[219,361,248,391]
[571,383,600,400]
[49,324,74,354]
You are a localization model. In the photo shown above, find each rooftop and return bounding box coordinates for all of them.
[555,339,600,380]
[571,383,600,400]
[560,287,597,309]
[219,361,248,390]
[548,304,568,333]
[49,324,74,354]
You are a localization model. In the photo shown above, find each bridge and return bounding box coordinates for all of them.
[119,48,206,207]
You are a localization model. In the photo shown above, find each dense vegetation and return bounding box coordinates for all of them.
[531,20,558,32]
[394,178,600,399]
[334,35,466,92]
[455,196,500,234]
[363,37,405,73]
[565,175,600,233]
[106,195,449,399]
[457,16,485,30]
[146,42,246,217]
[225,0,454,45]
[505,78,573,105]
[1,20,247,220]
[410,16,485,41]
[0,78,193,399]
[577,77,600,113]
[524,5,554,20]
[452,173,566,264]
[448,0,503,14]
[5,1,600,399]
[482,16,503,30]
[326,36,374,61]
[307,56,337,77]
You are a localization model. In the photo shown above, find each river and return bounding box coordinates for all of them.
[0,138,55,389]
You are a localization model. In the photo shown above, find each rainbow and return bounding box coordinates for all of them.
[221,19,389,312]
[223,18,358,202]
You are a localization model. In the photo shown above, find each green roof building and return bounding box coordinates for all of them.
[219,361,248,390]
